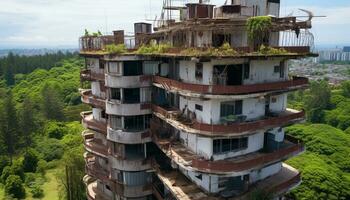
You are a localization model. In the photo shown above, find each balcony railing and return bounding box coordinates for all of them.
[151,120,304,173]
[81,69,105,82]
[153,76,308,95]
[85,155,110,182]
[83,132,109,158]
[81,112,107,134]
[80,35,116,52]
[81,90,106,109]
[152,105,305,135]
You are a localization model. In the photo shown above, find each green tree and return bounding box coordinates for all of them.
[23,149,39,172]
[19,97,36,149]
[41,83,65,121]
[4,175,26,199]
[341,81,350,98]
[58,148,86,200]
[0,92,20,162]
[304,80,331,123]
[3,52,15,86]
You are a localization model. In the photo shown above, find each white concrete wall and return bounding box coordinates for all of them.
[92,108,106,122]
[267,2,280,17]
[86,58,100,71]
[269,93,287,113]
[179,131,264,160]
[179,60,213,85]
[244,59,287,85]
[268,127,285,143]
[179,96,266,124]
[250,162,282,183]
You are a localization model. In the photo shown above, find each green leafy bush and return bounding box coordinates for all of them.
[35,138,64,162]
[30,185,44,198]
[105,44,127,54]
[0,155,10,174]
[4,175,26,199]
[45,121,68,139]
[23,149,39,172]
[136,41,171,54]
[246,16,272,42]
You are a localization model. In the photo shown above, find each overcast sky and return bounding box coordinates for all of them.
[0,0,349,48]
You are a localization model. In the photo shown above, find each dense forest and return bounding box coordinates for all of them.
[0,52,350,200]
[287,80,350,200]
[0,52,88,200]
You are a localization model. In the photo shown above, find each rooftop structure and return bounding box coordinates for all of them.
[79,0,314,199]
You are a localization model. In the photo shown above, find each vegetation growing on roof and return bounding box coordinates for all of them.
[246,16,272,43]
[136,41,171,54]
[257,45,289,55]
[180,42,239,57]
[105,44,127,54]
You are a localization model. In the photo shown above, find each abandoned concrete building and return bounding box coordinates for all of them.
[80,0,316,199]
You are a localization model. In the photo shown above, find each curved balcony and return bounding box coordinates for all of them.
[153,163,301,200]
[81,90,106,109]
[106,74,152,88]
[112,182,152,198]
[152,105,305,136]
[106,101,152,116]
[85,155,110,182]
[81,112,107,134]
[83,131,109,158]
[153,76,308,95]
[81,69,105,82]
[151,124,304,174]
[109,156,151,171]
[107,128,151,144]
[86,181,112,200]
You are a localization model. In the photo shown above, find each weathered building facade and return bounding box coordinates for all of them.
[80,0,315,199]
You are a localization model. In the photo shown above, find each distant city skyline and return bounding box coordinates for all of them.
[0,0,349,48]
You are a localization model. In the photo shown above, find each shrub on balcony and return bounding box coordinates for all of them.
[246,16,272,43]
[257,45,289,55]
[181,43,238,57]
[105,44,127,54]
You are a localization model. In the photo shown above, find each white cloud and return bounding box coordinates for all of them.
[0,0,349,47]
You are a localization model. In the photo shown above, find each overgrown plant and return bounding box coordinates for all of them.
[246,16,272,43]
[181,42,238,57]
[258,45,289,55]
[105,44,127,54]
[136,40,171,54]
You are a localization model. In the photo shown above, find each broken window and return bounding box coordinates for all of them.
[123,61,143,76]
[124,88,140,103]
[220,100,243,117]
[213,137,248,154]
[274,63,285,78]
[110,88,121,100]
[195,62,203,80]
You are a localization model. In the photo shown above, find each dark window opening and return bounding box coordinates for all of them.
[106,185,111,191]
[125,144,145,159]
[124,88,140,103]
[274,65,281,73]
[213,137,248,154]
[101,110,106,119]
[110,88,121,100]
[243,64,250,80]
[123,61,143,76]
[212,33,231,48]
[195,62,203,80]
[195,174,202,180]
[99,61,105,69]
[213,65,243,86]
[124,115,151,132]
[195,104,203,111]
[220,100,243,117]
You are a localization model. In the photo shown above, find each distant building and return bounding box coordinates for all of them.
[316,47,350,62]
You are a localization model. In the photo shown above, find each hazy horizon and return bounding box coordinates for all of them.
[1,0,349,48]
